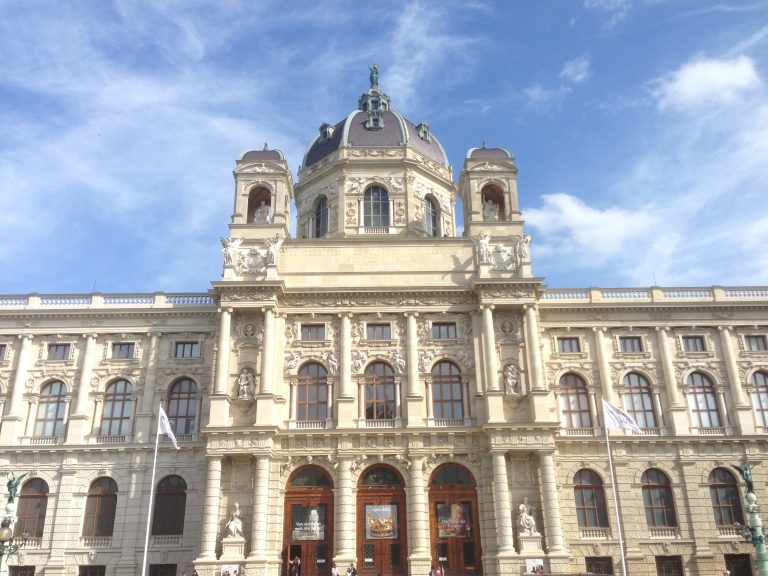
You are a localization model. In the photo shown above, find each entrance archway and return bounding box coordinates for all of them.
[356,466,407,576]
[283,466,334,576]
[428,464,482,576]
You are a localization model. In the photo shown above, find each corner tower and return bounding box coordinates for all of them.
[294,66,457,239]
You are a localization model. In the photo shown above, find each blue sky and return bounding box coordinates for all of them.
[1,0,767,294]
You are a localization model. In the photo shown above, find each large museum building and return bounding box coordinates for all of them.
[1,71,766,576]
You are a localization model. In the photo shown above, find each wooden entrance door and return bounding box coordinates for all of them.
[357,466,408,576]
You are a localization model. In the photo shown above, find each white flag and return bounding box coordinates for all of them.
[158,406,180,449]
[602,399,644,434]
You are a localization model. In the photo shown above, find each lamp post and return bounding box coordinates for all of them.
[732,463,768,576]
[0,473,30,576]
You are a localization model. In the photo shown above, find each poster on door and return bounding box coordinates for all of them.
[291,504,326,540]
[365,504,398,539]
[436,503,470,537]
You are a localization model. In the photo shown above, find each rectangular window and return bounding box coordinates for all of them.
[619,336,643,353]
[112,342,135,360]
[682,336,706,352]
[174,342,199,358]
[367,323,392,340]
[301,324,326,341]
[0,343,6,361]
[654,556,684,576]
[746,335,768,351]
[10,568,35,576]
[47,343,71,361]
[585,557,614,575]
[148,565,177,576]
[78,567,106,576]
[557,337,581,353]
[432,322,457,340]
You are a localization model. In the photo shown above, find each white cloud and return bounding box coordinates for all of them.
[583,0,632,29]
[653,56,762,111]
[523,84,570,112]
[560,56,591,84]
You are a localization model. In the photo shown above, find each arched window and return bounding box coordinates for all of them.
[314,196,329,238]
[101,379,133,436]
[431,361,463,419]
[290,467,332,487]
[708,468,743,526]
[167,378,198,435]
[297,363,328,421]
[364,362,395,420]
[16,479,49,538]
[248,186,272,223]
[424,196,440,237]
[622,373,657,429]
[750,371,768,427]
[573,469,608,528]
[641,469,677,527]
[34,381,67,437]
[559,373,592,429]
[83,477,118,537]
[431,464,473,487]
[152,475,187,536]
[686,372,721,428]
[363,186,389,228]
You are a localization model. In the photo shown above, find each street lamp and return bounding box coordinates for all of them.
[732,464,768,576]
[0,473,30,576]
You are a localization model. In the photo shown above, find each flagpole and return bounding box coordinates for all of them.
[141,412,162,576]
[604,425,628,576]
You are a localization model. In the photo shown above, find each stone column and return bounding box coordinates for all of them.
[656,327,682,407]
[136,332,160,442]
[250,456,271,557]
[482,305,499,391]
[425,378,433,419]
[215,308,233,395]
[719,327,747,406]
[74,334,97,415]
[409,457,430,554]
[491,452,515,554]
[524,305,545,391]
[199,456,223,559]
[1,334,33,444]
[593,328,615,404]
[326,377,334,422]
[260,307,276,394]
[340,313,353,397]
[358,378,366,420]
[405,312,420,396]
[394,377,402,420]
[336,458,355,559]
[539,452,565,553]
[289,379,297,422]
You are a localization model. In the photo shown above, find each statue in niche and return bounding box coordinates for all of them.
[518,497,537,535]
[475,233,492,264]
[220,237,242,267]
[237,368,255,400]
[254,200,271,223]
[482,198,499,221]
[226,502,244,538]
[517,234,532,263]
[503,364,521,396]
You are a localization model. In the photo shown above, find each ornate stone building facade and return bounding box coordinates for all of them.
[1,71,765,576]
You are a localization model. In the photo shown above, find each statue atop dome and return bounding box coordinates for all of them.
[369,64,379,88]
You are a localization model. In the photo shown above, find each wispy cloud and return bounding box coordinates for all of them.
[560,56,591,84]
[583,0,632,29]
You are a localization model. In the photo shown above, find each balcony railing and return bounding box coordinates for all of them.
[80,536,112,548]
[358,419,398,429]
[560,427,598,437]
[718,525,743,537]
[24,435,64,446]
[0,292,215,309]
[649,526,679,539]
[428,417,475,428]
[95,435,126,444]
[151,535,182,547]
[578,527,610,539]
[692,426,727,436]
[287,420,329,430]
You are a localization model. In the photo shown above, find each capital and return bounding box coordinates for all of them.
[404,311,419,318]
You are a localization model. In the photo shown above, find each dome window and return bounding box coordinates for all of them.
[318,123,335,143]
[417,122,432,143]
[365,111,384,130]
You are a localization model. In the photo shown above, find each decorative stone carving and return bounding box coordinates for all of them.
[419,350,434,372]
[517,497,539,535]
[285,351,302,371]
[475,233,491,264]
[326,351,339,374]
[482,198,499,221]
[353,350,368,373]
[236,368,255,400]
[225,502,244,538]
[392,351,406,373]
[457,349,474,372]
[503,364,521,396]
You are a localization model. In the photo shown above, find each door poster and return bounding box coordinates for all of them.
[365,504,398,539]
[436,503,470,538]
[291,504,326,540]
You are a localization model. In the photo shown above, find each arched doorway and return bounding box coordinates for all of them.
[428,464,481,576]
[283,466,334,576]
[356,466,407,576]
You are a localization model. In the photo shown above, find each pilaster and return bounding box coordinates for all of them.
[0,334,33,444]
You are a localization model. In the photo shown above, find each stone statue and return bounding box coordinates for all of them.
[732,462,758,494]
[475,233,492,264]
[503,364,521,396]
[326,351,339,374]
[226,502,244,538]
[285,351,302,371]
[237,368,255,400]
[264,234,285,265]
[518,497,537,535]
[482,198,499,221]
[392,351,406,373]
[518,235,532,263]
[220,237,242,267]
[254,200,271,223]
[6,472,28,503]
[369,64,379,87]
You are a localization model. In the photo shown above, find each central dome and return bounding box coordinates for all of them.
[301,66,449,170]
